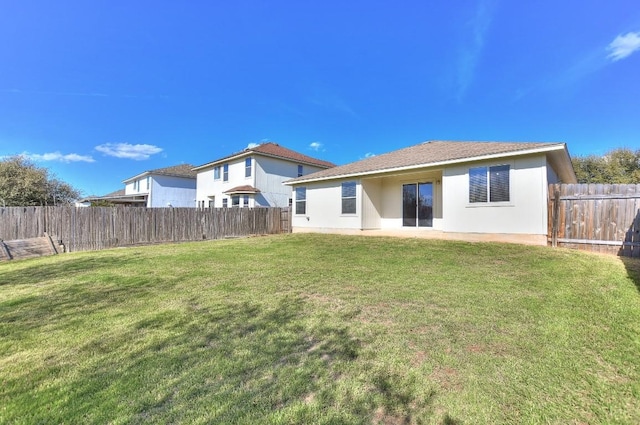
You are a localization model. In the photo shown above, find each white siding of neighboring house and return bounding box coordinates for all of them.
[441,154,549,235]
[196,155,328,208]
[254,157,326,207]
[196,157,256,207]
[149,175,196,208]
[124,177,150,196]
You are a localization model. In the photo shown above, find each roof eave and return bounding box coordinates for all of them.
[284,144,568,185]
[122,171,151,183]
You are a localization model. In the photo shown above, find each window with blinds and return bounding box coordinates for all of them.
[469,165,510,203]
[341,181,356,214]
[295,187,306,214]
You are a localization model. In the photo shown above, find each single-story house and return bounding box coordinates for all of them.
[284,140,577,245]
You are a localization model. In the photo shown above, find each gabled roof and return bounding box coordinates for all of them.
[193,142,335,171]
[122,164,196,183]
[284,140,576,184]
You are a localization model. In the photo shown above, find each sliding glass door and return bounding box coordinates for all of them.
[402,182,433,227]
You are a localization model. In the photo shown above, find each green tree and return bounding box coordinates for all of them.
[572,148,640,184]
[0,156,82,206]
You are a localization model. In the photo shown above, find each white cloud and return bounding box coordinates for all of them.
[246,143,260,149]
[95,143,162,160]
[607,32,640,61]
[364,152,376,158]
[309,142,323,151]
[22,151,95,163]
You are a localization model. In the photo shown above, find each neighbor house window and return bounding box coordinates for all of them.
[208,199,215,208]
[341,181,356,214]
[146,176,150,190]
[214,166,221,180]
[297,165,303,177]
[133,180,139,191]
[295,187,306,214]
[469,165,510,203]
[245,157,252,177]
[223,164,229,182]
[243,195,249,207]
[232,195,240,207]
[222,198,228,208]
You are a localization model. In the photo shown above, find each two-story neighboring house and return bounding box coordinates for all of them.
[193,142,335,208]
[81,164,197,207]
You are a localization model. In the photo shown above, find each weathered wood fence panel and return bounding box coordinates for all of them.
[548,184,640,257]
[0,207,290,253]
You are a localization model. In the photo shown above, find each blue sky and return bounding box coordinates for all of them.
[1,0,639,196]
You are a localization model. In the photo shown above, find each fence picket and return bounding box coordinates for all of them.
[0,207,289,253]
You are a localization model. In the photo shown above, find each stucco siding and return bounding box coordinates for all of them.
[442,154,548,234]
[292,180,361,230]
[149,175,196,208]
[378,171,443,230]
[361,179,382,229]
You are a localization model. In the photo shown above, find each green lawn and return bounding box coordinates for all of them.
[1,234,639,424]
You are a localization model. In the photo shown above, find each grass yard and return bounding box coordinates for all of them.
[1,234,639,424]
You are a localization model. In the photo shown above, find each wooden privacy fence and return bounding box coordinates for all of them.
[0,206,291,253]
[548,184,640,257]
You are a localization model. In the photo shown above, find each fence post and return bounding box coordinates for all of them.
[551,184,560,248]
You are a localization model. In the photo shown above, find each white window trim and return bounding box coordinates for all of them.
[340,181,357,216]
[295,187,306,215]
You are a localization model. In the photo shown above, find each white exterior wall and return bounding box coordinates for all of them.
[196,155,328,208]
[361,179,382,229]
[149,175,196,208]
[379,171,443,230]
[196,157,256,207]
[124,176,151,196]
[291,154,554,240]
[442,154,549,235]
[255,157,326,207]
[292,179,362,230]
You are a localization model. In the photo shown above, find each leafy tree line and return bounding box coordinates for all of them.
[571,148,640,184]
[0,156,81,206]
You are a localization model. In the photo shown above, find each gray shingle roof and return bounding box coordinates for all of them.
[285,140,567,184]
[122,163,197,183]
[147,164,197,178]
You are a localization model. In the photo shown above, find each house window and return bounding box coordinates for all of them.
[214,166,221,180]
[341,181,356,214]
[245,157,252,178]
[295,187,306,214]
[208,199,215,208]
[146,176,150,190]
[133,180,139,191]
[232,195,240,207]
[243,195,249,207]
[223,164,229,182]
[297,165,303,177]
[222,198,228,208]
[469,165,510,203]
